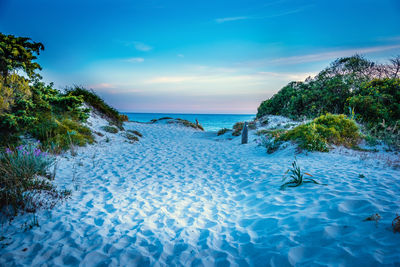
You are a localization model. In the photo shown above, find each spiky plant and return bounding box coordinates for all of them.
[280,159,320,190]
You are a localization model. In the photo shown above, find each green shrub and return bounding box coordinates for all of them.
[217,128,230,136]
[347,78,400,126]
[257,55,384,119]
[33,118,94,151]
[127,129,142,137]
[279,114,361,152]
[0,144,70,219]
[101,125,119,134]
[364,120,400,150]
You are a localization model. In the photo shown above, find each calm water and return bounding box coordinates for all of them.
[123,113,255,131]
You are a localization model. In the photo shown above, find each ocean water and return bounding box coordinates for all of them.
[123,113,256,131]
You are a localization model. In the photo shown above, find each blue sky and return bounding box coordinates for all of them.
[1,0,400,113]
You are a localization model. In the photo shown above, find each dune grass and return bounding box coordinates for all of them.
[0,144,70,220]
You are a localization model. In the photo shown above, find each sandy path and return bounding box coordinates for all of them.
[1,123,400,266]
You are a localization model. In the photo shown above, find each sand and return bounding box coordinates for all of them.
[1,113,400,266]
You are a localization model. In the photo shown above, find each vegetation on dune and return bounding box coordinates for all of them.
[279,114,361,152]
[231,121,255,136]
[175,118,204,131]
[123,132,139,142]
[0,32,127,221]
[257,55,400,120]
[232,122,244,136]
[217,128,230,136]
[64,86,127,129]
[257,55,400,150]
[346,78,400,126]
[101,125,119,134]
[151,117,204,131]
[127,129,142,137]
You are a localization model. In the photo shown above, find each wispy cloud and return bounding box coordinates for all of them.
[242,44,400,67]
[215,16,249,23]
[177,54,185,58]
[132,41,152,51]
[144,71,314,85]
[90,83,115,89]
[124,57,144,63]
[215,6,311,24]
[270,44,400,65]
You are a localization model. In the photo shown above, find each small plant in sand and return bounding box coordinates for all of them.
[363,213,381,227]
[393,214,400,233]
[127,129,143,137]
[217,128,230,136]
[260,136,282,154]
[280,159,320,190]
[101,125,119,134]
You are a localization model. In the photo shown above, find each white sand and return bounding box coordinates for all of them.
[1,113,400,266]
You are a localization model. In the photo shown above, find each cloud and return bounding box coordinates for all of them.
[215,16,249,23]
[243,44,400,67]
[145,76,195,84]
[125,57,144,63]
[132,41,152,51]
[144,70,313,85]
[215,6,311,24]
[177,54,184,58]
[89,83,116,89]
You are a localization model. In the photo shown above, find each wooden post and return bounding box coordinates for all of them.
[242,122,248,144]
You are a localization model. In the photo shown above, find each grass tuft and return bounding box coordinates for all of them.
[0,144,70,220]
[280,159,321,190]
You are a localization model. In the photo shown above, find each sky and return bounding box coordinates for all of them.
[1,0,400,114]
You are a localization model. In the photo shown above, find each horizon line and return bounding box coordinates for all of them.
[120,111,256,115]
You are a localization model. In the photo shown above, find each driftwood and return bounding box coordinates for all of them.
[241,122,248,144]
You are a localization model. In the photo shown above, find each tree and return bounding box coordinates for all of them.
[0,32,44,81]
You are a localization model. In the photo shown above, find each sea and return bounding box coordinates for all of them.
[122,113,256,132]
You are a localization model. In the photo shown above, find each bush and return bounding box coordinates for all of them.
[217,128,230,136]
[232,122,244,136]
[278,114,361,152]
[0,144,69,219]
[256,55,394,120]
[347,78,400,127]
[101,125,119,134]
